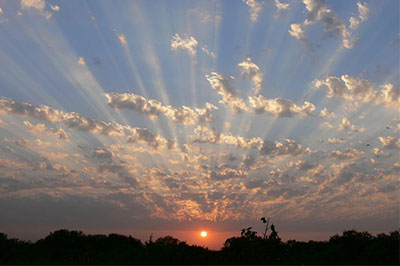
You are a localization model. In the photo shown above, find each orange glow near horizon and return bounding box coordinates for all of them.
[200,231,207,237]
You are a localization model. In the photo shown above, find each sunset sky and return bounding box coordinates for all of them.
[0,0,399,250]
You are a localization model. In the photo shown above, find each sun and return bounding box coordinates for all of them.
[200,231,207,237]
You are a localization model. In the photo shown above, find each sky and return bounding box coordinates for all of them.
[0,0,399,250]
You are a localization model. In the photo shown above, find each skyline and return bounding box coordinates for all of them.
[0,0,399,249]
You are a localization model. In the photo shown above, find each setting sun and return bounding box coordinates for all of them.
[200,231,208,237]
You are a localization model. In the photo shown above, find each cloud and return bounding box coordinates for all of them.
[238,57,263,93]
[205,72,248,113]
[23,121,70,141]
[328,138,344,144]
[0,98,124,136]
[170,34,198,56]
[349,1,369,30]
[378,136,400,149]
[20,0,52,19]
[289,0,363,49]
[248,95,315,117]
[105,93,217,125]
[117,34,127,45]
[243,0,263,23]
[337,117,365,133]
[77,57,86,66]
[49,4,59,12]
[127,128,175,150]
[92,147,114,160]
[320,107,336,119]
[275,0,289,10]
[201,45,216,59]
[315,75,400,110]
[209,168,246,180]
[330,148,364,160]
[289,23,306,40]
[193,125,310,157]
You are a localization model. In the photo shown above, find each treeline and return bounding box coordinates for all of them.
[0,229,399,265]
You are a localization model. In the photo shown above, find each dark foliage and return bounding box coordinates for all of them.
[0,229,398,265]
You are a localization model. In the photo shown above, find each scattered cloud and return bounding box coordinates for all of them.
[117,33,127,45]
[20,0,53,19]
[379,136,400,149]
[315,75,400,110]
[337,117,365,133]
[105,93,217,125]
[205,72,248,113]
[275,0,289,11]
[249,95,315,117]
[238,57,263,94]
[243,0,263,23]
[171,34,198,56]
[23,121,70,141]
[289,0,367,49]
[349,1,369,30]
[201,45,216,59]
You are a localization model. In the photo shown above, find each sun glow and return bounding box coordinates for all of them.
[200,231,208,237]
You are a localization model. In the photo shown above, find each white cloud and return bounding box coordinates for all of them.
[105,93,217,125]
[328,138,343,144]
[201,45,216,59]
[337,117,365,133]
[170,34,198,56]
[117,34,127,45]
[77,57,86,66]
[379,136,400,149]
[288,23,306,40]
[0,98,124,136]
[50,4,59,12]
[243,0,263,23]
[349,1,369,30]
[248,95,315,117]
[320,107,337,119]
[315,75,400,110]
[238,57,263,93]
[21,0,52,19]
[289,0,364,49]
[275,0,289,10]
[330,148,364,160]
[205,72,248,113]
[23,121,70,141]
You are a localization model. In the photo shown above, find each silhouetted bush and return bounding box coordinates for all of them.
[0,229,398,265]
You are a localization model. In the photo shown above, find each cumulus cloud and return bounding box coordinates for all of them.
[248,95,315,117]
[315,75,400,110]
[21,0,53,19]
[328,138,344,144]
[0,98,124,136]
[379,136,400,149]
[105,93,217,125]
[127,128,175,150]
[92,147,114,160]
[117,34,127,45]
[349,2,369,30]
[170,34,198,56]
[289,23,306,40]
[77,57,86,66]
[238,57,263,93]
[330,148,364,160]
[275,0,289,10]
[205,72,248,113]
[320,107,337,119]
[337,117,365,133]
[201,45,216,59]
[193,125,310,157]
[289,0,365,49]
[243,0,263,23]
[23,121,70,141]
